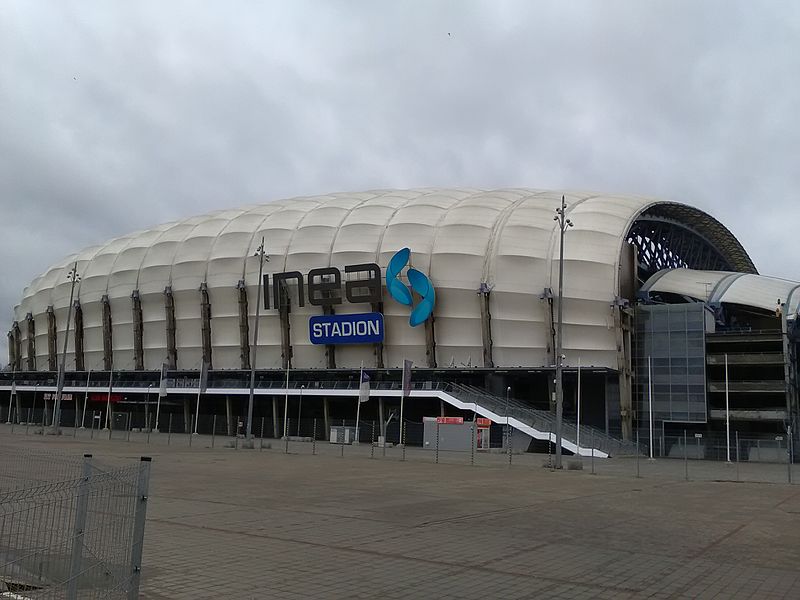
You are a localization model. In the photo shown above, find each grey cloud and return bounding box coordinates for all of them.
[2,0,800,359]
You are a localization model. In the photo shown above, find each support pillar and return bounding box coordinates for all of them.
[25,313,36,371]
[272,396,279,438]
[47,307,58,371]
[237,280,250,370]
[371,302,385,368]
[11,322,21,372]
[131,291,144,370]
[323,397,331,440]
[183,399,191,434]
[440,399,446,417]
[7,331,14,372]
[73,302,85,372]
[323,304,336,369]
[101,295,113,371]
[478,284,494,368]
[226,395,233,436]
[613,300,634,441]
[424,314,437,368]
[378,397,386,440]
[200,282,212,369]
[164,287,177,370]
[278,283,292,370]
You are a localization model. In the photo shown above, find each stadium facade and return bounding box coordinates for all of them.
[3,189,798,457]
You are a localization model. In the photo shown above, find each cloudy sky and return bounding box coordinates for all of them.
[2,0,799,358]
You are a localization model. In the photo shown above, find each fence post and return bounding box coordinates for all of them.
[66,454,92,600]
[285,417,290,454]
[212,414,216,448]
[370,421,375,459]
[435,421,440,464]
[470,421,475,466]
[341,419,345,458]
[548,426,553,471]
[188,416,193,447]
[26,408,31,436]
[127,457,152,600]
[787,426,793,485]
[684,430,688,481]
[508,423,513,467]
[260,416,265,451]
[127,413,132,442]
[590,429,595,475]
[168,413,172,445]
[312,418,317,455]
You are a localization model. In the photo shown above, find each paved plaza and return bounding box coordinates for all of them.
[1,427,800,599]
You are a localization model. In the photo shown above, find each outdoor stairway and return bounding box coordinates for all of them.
[439,383,640,458]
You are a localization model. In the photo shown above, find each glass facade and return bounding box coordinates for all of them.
[635,303,708,424]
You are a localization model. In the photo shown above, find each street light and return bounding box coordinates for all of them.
[52,263,80,434]
[553,195,573,469]
[246,237,269,440]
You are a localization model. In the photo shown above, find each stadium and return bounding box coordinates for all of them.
[3,188,798,459]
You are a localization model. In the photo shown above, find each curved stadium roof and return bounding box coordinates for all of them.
[10,188,754,371]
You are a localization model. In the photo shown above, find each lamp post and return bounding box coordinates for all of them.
[246,237,268,440]
[553,195,573,469]
[52,263,80,434]
[145,383,152,433]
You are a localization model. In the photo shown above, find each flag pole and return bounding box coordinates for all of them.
[725,352,731,462]
[648,355,654,459]
[576,356,581,455]
[399,360,406,447]
[155,364,164,432]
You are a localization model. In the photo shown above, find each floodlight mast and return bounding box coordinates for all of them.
[553,196,573,469]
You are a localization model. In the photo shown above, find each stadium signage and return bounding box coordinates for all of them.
[262,263,381,310]
[309,313,384,345]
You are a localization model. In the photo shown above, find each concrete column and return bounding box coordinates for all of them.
[478,286,493,368]
[323,397,331,440]
[131,290,144,370]
[272,397,279,438]
[236,281,250,370]
[164,287,177,370]
[183,399,192,433]
[47,307,58,371]
[226,395,233,436]
[378,397,386,440]
[26,313,36,371]
[74,301,85,371]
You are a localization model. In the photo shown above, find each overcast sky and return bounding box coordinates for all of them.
[2,1,799,359]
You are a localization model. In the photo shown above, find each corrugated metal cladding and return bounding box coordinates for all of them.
[11,188,747,371]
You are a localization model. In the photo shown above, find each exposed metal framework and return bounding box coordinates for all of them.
[101,295,113,371]
[627,204,757,283]
[74,301,85,372]
[46,306,57,371]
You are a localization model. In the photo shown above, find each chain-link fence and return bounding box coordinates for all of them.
[0,449,151,599]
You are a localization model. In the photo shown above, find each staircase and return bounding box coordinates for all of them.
[441,383,640,458]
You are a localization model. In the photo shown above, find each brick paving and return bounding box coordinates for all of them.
[2,428,800,599]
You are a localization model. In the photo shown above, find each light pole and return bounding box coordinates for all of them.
[553,195,572,469]
[246,237,268,440]
[505,386,511,450]
[52,263,80,434]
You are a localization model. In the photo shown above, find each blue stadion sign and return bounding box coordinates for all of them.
[309,312,384,345]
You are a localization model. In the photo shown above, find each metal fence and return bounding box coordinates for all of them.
[0,449,151,599]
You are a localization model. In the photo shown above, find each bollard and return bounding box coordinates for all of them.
[312,418,317,455]
[590,429,595,475]
[168,413,172,445]
[435,421,440,464]
[260,416,265,451]
[212,415,217,448]
[370,421,375,459]
[683,430,688,481]
[188,416,193,447]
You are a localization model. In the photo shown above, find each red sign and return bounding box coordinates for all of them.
[436,416,464,425]
[476,418,492,427]
[89,393,124,403]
